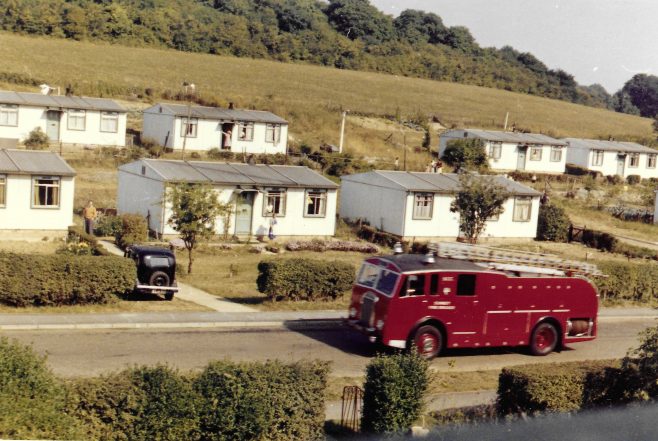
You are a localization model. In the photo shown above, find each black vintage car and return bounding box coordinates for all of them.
[125,245,179,300]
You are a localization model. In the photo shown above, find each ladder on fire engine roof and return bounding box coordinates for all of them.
[433,242,604,277]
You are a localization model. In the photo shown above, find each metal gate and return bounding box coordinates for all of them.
[341,385,363,432]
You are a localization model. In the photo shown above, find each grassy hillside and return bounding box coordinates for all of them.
[0,32,653,163]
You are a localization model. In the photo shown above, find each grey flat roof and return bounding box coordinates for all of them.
[0,149,76,176]
[444,129,566,146]
[0,91,126,113]
[146,103,287,124]
[345,171,540,196]
[135,159,337,188]
[563,138,657,154]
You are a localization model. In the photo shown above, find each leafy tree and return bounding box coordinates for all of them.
[23,127,49,149]
[611,90,641,115]
[324,0,395,44]
[441,138,488,172]
[393,9,447,45]
[443,26,477,52]
[167,183,230,274]
[537,203,570,242]
[619,74,658,118]
[450,173,510,243]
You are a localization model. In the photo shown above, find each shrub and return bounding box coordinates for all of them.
[442,138,487,172]
[621,324,658,401]
[68,225,108,255]
[361,353,429,435]
[596,260,658,303]
[626,174,641,185]
[195,360,328,441]
[140,137,164,158]
[581,229,617,252]
[23,127,49,149]
[0,253,135,306]
[256,258,355,301]
[496,360,623,416]
[537,204,570,242]
[116,213,148,250]
[207,148,234,161]
[285,239,379,253]
[565,163,590,176]
[605,174,624,185]
[94,214,123,237]
[0,338,80,439]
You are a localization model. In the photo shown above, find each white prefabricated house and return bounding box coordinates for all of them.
[0,149,75,238]
[340,171,541,241]
[564,138,658,180]
[142,103,288,155]
[0,90,127,147]
[117,159,337,238]
[439,129,567,174]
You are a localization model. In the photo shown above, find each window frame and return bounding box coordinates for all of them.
[180,117,198,138]
[67,109,86,131]
[31,176,61,209]
[629,153,640,168]
[648,154,657,169]
[412,192,434,220]
[265,124,281,143]
[529,147,542,161]
[489,142,502,160]
[0,175,6,207]
[550,147,563,162]
[304,189,327,218]
[591,150,604,166]
[237,122,254,142]
[100,111,119,133]
[262,188,287,217]
[512,196,532,222]
[0,104,18,127]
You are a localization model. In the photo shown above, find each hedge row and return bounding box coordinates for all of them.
[285,239,379,253]
[578,228,658,260]
[596,261,658,303]
[256,258,355,301]
[0,253,135,306]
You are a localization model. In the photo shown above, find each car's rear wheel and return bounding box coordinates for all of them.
[411,325,442,360]
[530,322,559,356]
[149,271,170,287]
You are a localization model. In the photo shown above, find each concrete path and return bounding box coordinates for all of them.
[99,240,256,313]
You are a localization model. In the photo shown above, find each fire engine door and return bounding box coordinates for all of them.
[439,273,482,337]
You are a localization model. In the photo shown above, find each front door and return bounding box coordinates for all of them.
[616,155,625,177]
[46,111,60,141]
[234,192,254,235]
[517,146,527,170]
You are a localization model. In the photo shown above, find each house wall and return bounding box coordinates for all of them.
[568,149,658,179]
[654,192,658,225]
[117,163,167,234]
[339,179,407,236]
[0,174,74,231]
[142,112,176,148]
[0,106,126,146]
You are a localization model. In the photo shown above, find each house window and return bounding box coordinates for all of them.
[100,111,119,133]
[592,150,604,166]
[629,153,640,168]
[513,196,532,222]
[32,176,60,208]
[550,147,563,162]
[413,192,433,220]
[529,147,542,161]
[489,142,502,160]
[263,189,286,216]
[67,109,86,131]
[0,104,18,126]
[265,124,281,143]
[305,189,327,217]
[238,122,254,141]
[0,175,5,207]
[648,155,657,169]
[181,117,198,137]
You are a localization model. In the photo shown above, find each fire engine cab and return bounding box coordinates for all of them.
[347,243,600,359]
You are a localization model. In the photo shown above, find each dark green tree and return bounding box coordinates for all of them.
[441,138,488,172]
[537,203,570,242]
[393,9,447,45]
[324,0,395,44]
[619,74,658,118]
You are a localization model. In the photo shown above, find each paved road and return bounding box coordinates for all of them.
[2,317,655,378]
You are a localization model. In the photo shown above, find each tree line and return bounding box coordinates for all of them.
[0,0,612,109]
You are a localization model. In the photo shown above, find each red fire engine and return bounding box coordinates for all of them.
[347,243,600,358]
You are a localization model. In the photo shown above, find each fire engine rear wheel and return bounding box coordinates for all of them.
[149,271,170,287]
[530,322,558,356]
[411,325,443,360]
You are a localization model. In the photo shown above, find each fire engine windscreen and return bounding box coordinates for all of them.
[357,263,399,297]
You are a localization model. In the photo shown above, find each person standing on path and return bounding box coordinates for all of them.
[82,200,97,235]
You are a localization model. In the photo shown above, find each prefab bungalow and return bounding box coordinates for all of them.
[0,91,127,147]
[340,171,541,241]
[439,129,567,174]
[564,138,658,180]
[0,149,75,238]
[117,159,337,238]
[142,103,288,155]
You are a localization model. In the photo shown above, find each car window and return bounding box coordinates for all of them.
[375,269,399,296]
[357,264,379,288]
[149,257,170,267]
[457,274,476,296]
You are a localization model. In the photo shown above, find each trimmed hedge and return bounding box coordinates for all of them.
[195,360,328,441]
[596,261,658,303]
[361,353,429,435]
[0,253,135,306]
[497,360,623,416]
[257,258,355,301]
[285,239,379,253]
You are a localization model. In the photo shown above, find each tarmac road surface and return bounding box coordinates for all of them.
[2,316,656,377]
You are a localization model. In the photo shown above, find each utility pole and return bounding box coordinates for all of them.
[504,112,509,131]
[181,82,195,160]
[339,110,349,153]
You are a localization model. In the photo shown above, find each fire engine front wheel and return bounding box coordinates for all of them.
[530,322,559,356]
[411,325,443,360]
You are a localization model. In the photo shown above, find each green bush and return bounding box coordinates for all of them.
[496,360,622,416]
[94,214,123,237]
[441,138,487,172]
[626,174,641,185]
[0,253,135,306]
[0,338,80,439]
[285,239,379,253]
[581,228,617,252]
[195,360,328,441]
[537,203,570,242]
[361,353,429,435]
[605,174,624,185]
[68,225,108,255]
[207,148,235,161]
[116,213,148,250]
[256,258,355,301]
[23,127,50,149]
